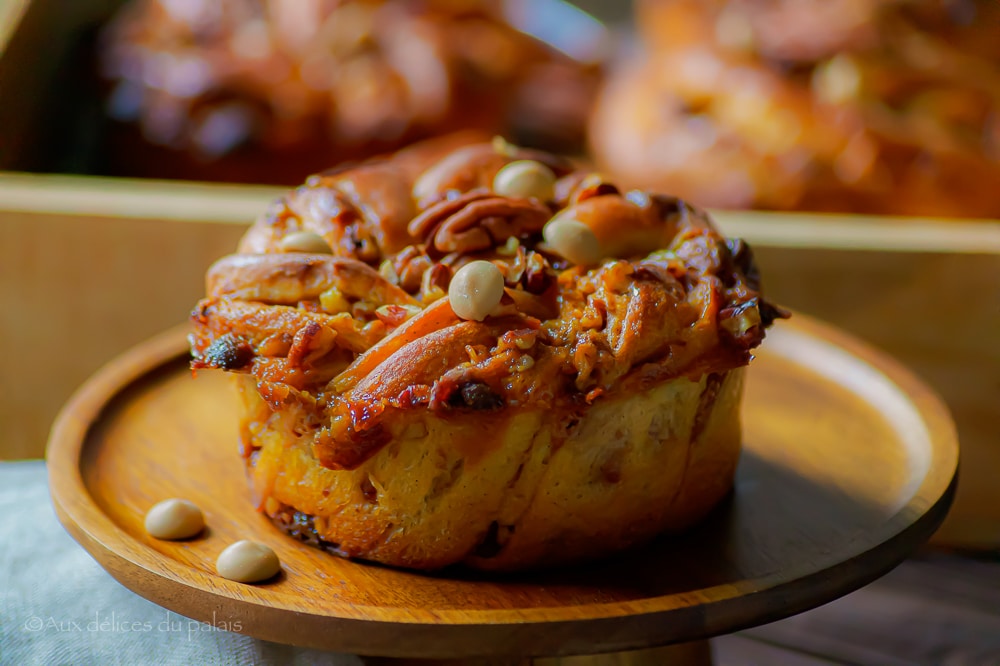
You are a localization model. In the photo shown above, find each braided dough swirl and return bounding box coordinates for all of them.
[190,139,784,570]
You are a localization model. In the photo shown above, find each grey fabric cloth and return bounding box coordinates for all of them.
[0,461,363,666]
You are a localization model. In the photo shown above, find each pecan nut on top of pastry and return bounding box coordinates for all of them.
[189,138,787,571]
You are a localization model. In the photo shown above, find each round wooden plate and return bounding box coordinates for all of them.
[47,314,957,660]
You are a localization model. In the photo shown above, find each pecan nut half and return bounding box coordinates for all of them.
[408,190,552,256]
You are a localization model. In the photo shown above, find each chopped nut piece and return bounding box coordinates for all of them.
[378,259,399,285]
[376,304,422,326]
[492,135,519,156]
[496,236,521,256]
[513,330,538,350]
[319,287,351,313]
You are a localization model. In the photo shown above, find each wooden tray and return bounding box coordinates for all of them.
[46,314,957,660]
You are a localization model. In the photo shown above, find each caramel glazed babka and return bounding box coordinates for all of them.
[189,139,787,571]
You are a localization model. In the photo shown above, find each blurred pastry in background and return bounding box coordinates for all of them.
[590,0,1000,218]
[100,0,604,184]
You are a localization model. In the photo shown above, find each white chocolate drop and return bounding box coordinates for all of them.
[493,160,556,201]
[144,499,205,540]
[216,540,281,583]
[448,261,505,322]
[812,54,862,105]
[542,215,603,267]
[279,231,332,254]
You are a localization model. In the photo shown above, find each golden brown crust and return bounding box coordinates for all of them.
[206,254,418,306]
[240,369,745,571]
[190,140,782,570]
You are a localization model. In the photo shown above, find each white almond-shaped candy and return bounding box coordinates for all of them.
[216,541,281,584]
[448,260,506,322]
[144,499,205,540]
[279,231,332,254]
[493,160,556,201]
[542,215,603,267]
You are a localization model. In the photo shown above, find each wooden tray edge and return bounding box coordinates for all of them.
[44,316,960,658]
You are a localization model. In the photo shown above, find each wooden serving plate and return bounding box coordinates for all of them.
[47,314,957,662]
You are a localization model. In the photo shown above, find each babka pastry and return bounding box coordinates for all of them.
[590,0,1000,217]
[100,0,602,184]
[189,138,786,571]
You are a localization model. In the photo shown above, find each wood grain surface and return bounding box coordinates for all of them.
[0,174,277,461]
[0,205,247,460]
[45,314,957,660]
[738,551,1000,665]
[743,245,998,548]
[361,641,712,666]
